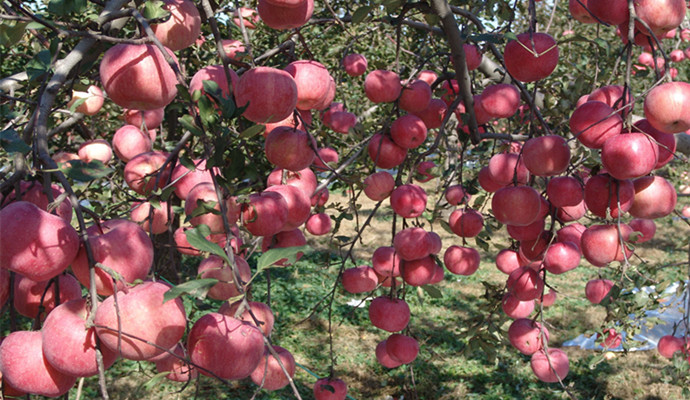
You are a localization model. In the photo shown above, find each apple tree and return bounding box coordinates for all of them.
[0,0,689,399]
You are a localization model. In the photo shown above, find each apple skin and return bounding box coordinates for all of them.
[341,265,378,293]
[487,152,529,185]
[184,182,224,233]
[369,296,410,332]
[0,201,80,282]
[479,83,521,118]
[198,255,251,301]
[313,377,348,400]
[250,345,296,391]
[284,60,334,111]
[588,85,634,117]
[491,186,542,226]
[402,256,438,286]
[218,301,275,336]
[233,7,260,29]
[242,191,289,237]
[399,80,432,113]
[385,334,419,364]
[390,184,428,219]
[531,348,569,383]
[628,218,656,243]
[130,200,169,235]
[585,279,615,304]
[2,180,73,223]
[495,249,523,275]
[342,53,367,76]
[570,101,623,149]
[634,119,677,169]
[189,64,239,102]
[99,44,178,110]
[151,0,202,51]
[78,139,113,165]
[154,343,198,382]
[522,135,570,177]
[305,213,332,236]
[376,339,403,368]
[449,209,484,238]
[123,151,172,195]
[583,174,635,219]
[95,281,186,361]
[68,85,104,115]
[644,81,690,133]
[444,245,480,276]
[363,171,395,201]
[266,167,317,198]
[629,176,677,219]
[368,132,408,169]
[543,241,581,274]
[112,125,152,162]
[265,126,316,172]
[13,273,82,319]
[0,331,77,397]
[634,0,686,38]
[71,219,154,296]
[257,0,314,30]
[393,227,432,261]
[123,107,165,129]
[502,293,535,319]
[657,335,685,358]
[372,246,402,277]
[569,0,596,23]
[588,0,629,25]
[390,114,428,149]
[580,224,633,267]
[508,318,549,355]
[364,70,402,103]
[235,66,298,124]
[507,267,545,301]
[601,132,658,180]
[188,313,264,380]
[503,32,559,82]
[41,298,119,377]
[547,176,583,208]
[261,228,307,266]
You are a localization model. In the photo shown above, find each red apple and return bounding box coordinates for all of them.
[305,213,332,236]
[583,174,635,219]
[644,81,690,133]
[0,331,77,397]
[588,0,629,25]
[198,255,251,301]
[233,7,259,29]
[390,184,427,219]
[251,345,296,391]
[402,255,438,286]
[503,32,559,82]
[495,249,522,275]
[445,185,471,206]
[581,224,633,267]
[95,281,187,361]
[399,80,432,113]
[261,228,307,266]
[634,119,677,169]
[188,313,264,380]
[265,126,316,171]
[285,60,334,111]
[522,135,570,177]
[385,334,419,364]
[393,227,432,261]
[264,184,311,231]
[100,44,178,110]
[502,292,535,319]
[390,114,428,149]
[342,53,367,76]
[2,181,72,223]
[507,267,545,301]
[585,278,614,304]
[601,132,659,180]
[491,185,542,226]
[444,245,480,276]
[364,70,402,103]
[189,64,239,105]
[369,296,410,332]
[112,124,152,162]
[313,147,339,171]
[487,152,529,185]
[67,85,104,115]
[570,101,623,149]
[13,273,82,319]
[219,300,275,336]
[531,348,569,382]
[588,85,634,117]
[123,107,165,129]
[363,171,395,201]
[236,66,298,123]
[628,218,656,243]
[547,176,583,207]
[556,223,587,250]
[266,167,317,198]
[569,0,596,23]
[629,176,677,219]
[368,133,407,169]
[0,201,79,282]
[634,0,686,38]
[328,111,357,134]
[242,191,289,237]
[257,0,314,30]
[543,241,581,274]
[478,166,505,192]
[221,39,247,60]
[376,339,403,368]
[123,151,171,195]
[78,139,112,164]
[154,343,198,382]
[417,70,438,85]
[71,219,154,296]
[372,246,402,277]
[411,98,447,129]
[151,0,202,51]
[508,318,549,355]
[657,335,685,358]
[130,200,169,234]
[341,265,378,293]
[313,377,347,400]
[449,209,484,238]
[479,83,521,118]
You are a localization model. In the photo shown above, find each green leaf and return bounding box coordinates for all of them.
[421,284,443,299]
[257,245,310,271]
[178,114,203,136]
[140,371,172,390]
[0,130,30,155]
[351,6,373,23]
[163,278,219,303]
[48,0,87,16]
[503,31,518,42]
[240,124,264,139]
[61,160,113,182]
[0,21,27,47]
[142,0,170,21]
[468,33,503,44]
[383,0,403,13]
[26,50,52,82]
[424,14,440,26]
[184,225,230,263]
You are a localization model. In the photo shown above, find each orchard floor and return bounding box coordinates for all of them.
[79,189,690,400]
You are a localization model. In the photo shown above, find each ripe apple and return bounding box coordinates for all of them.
[634,0,686,38]
[341,265,378,293]
[543,241,581,274]
[372,246,402,277]
[402,256,438,286]
[464,43,483,70]
[363,171,395,201]
[417,70,438,85]
[519,231,551,262]
[644,81,690,133]
[393,227,432,261]
[41,299,118,377]
[531,348,569,382]
[569,0,596,23]
[502,292,535,319]
[100,44,178,110]
[67,84,104,115]
[364,70,402,103]
[123,107,165,129]
[342,53,367,76]
[2,180,72,223]
[477,166,505,192]
[261,228,307,266]
[189,64,239,104]
[306,213,332,236]
[265,126,316,172]
[151,0,202,51]
[0,201,79,282]
[257,0,314,30]
[313,377,347,400]
[154,343,197,382]
[588,0,629,25]
[588,85,634,117]
[251,345,296,390]
[368,132,408,169]
[657,335,684,358]
[0,331,77,397]
[491,185,542,226]
[95,281,186,361]
[444,245,480,276]
[570,101,623,148]
[634,119,677,169]
[221,39,247,60]
[266,167,317,198]
[235,66,298,123]
[369,296,410,332]
[130,200,169,235]
[399,80,432,113]
[506,218,545,242]
[495,249,523,275]
[284,60,335,111]
[487,152,529,185]
[390,184,427,219]
[411,98,448,129]
[445,185,471,206]
[503,32,559,82]
[479,83,521,118]
[376,339,403,368]
[112,124,152,162]
[13,273,82,319]
[508,318,549,355]
[233,7,259,29]
[629,218,656,243]
[385,334,419,364]
[390,114,428,149]
[522,135,570,177]
[311,188,329,207]
[583,174,635,219]
[78,139,112,164]
[198,255,251,301]
[170,158,217,200]
[123,151,171,195]
[507,267,545,301]
[547,176,583,207]
[556,223,586,250]
[188,313,264,380]
[601,132,659,180]
[219,300,275,336]
[585,278,614,304]
[448,209,484,238]
[328,111,357,134]
[184,182,224,233]
[242,191,289,237]
[628,176,677,219]
[581,224,633,267]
